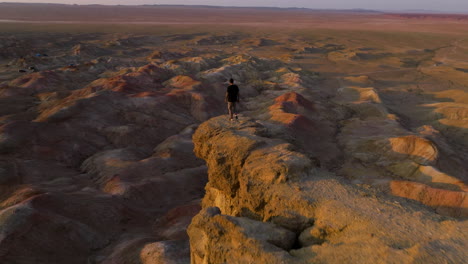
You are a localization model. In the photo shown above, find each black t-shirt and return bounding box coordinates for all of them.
[227,85,239,102]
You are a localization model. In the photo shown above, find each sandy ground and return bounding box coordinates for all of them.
[0,3,467,33]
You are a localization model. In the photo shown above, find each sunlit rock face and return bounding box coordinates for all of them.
[188,116,467,264]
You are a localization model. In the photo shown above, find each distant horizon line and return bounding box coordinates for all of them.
[1,2,468,15]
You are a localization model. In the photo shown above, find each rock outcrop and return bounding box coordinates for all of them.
[188,116,468,264]
[334,76,468,218]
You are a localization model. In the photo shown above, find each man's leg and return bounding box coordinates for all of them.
[228,102,234,120]
[232,102,238,120]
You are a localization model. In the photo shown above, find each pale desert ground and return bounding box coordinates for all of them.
[0,3,467,264]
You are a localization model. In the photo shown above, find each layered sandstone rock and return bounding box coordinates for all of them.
[188,117,468,264]
[333,75,468,218]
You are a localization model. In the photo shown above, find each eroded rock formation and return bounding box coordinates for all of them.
[188,117,468,264]
[1,23,467,263]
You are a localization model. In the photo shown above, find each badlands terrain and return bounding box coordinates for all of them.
[0,3,467,264]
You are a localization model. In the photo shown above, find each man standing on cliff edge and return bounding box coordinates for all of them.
[225,78,240,121]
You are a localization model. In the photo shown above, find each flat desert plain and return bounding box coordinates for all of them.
[0,4,467,264]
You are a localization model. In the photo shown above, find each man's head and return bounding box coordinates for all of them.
[229,78,234,84]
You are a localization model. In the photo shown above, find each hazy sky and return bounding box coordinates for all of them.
[2,0,468,12]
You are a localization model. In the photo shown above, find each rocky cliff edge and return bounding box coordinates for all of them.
[188,116,467,264]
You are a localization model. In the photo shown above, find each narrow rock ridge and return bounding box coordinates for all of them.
[188,116,467,264]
